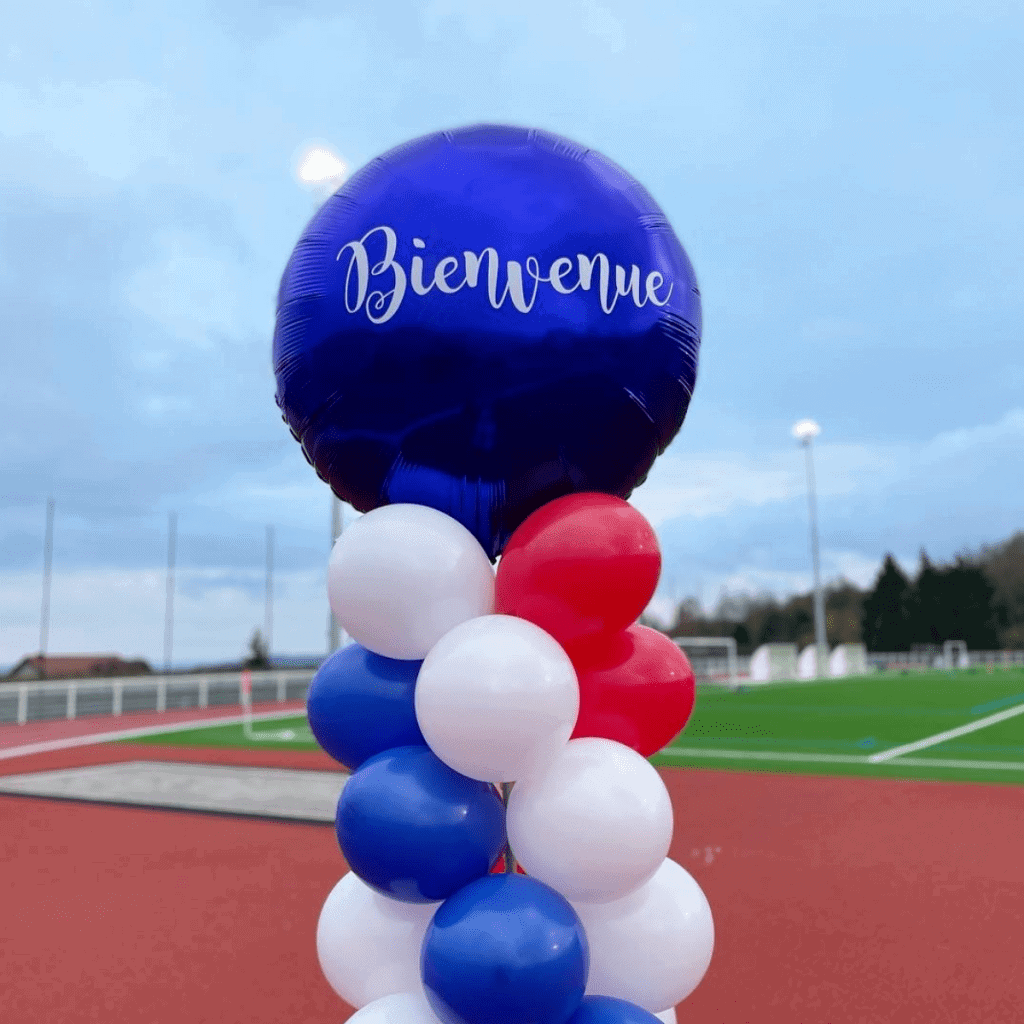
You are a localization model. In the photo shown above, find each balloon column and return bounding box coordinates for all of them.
[275,125,713,1024]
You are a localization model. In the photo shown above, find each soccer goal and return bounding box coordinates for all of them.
[942,640,969,670]
[673,637,739,690]
[240,670,302,742]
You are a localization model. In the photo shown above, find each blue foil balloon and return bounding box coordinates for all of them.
[566,998,663,1024]
[306,644,425,771]
[421,874,589,1024]
[335,745,506,904]
[274,124,701,558]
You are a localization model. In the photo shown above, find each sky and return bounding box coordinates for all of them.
[1,0,1021,668]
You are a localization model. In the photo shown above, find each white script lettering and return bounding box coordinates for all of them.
[335,226,674,324]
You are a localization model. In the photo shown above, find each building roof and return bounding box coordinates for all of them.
[4,654,152,681]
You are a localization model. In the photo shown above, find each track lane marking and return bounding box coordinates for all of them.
[0,709,307,762]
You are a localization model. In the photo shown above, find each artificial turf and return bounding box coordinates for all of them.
[115,668,1024,786]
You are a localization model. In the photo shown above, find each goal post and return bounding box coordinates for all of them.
[942,640,968,670]
[673,637,739,690]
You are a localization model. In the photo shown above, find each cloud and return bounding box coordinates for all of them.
[921,407,1024,465]
[0,79,174,185]
[631,439,898,527]
[0,566,330,668]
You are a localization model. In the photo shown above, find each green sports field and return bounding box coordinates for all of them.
[118,716,316,752]
[120,668,1024,786]
[651,667,1024,786]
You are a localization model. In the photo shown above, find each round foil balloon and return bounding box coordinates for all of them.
[274,124,701,558]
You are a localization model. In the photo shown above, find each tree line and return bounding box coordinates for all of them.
[654,531,1024,654]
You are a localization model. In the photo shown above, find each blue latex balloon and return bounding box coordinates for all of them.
[306,644,425,770]
[421,874,589,1024]
[336,745,506,904]
[566,998,663,1024]
[274,124,701,558]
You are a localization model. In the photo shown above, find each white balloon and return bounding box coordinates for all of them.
[347,991,441,1024]
[327,504,494,659]
[654,1011,677,1024]
[506,738,673,903]
[573,858,714,1012]
[415,615,579,783]
[316,873,439,1008]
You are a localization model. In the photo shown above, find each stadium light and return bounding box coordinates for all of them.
[291,141,350,652]
[792,419,828,677]
[294,142,349,202]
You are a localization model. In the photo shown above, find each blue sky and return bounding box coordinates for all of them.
[1,0,1021,667]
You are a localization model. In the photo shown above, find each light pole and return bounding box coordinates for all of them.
[264,525,274,658]
[39,497,55,677]
[293,142,349,654]
[792,419,828,677]
[163,511,177,673]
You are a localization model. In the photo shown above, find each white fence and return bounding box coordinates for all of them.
[867,650,1024,672]
[0,669,316,727]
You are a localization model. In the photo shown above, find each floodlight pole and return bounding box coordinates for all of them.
[797,430,828,677]
[39,497,55,677]
[163,512,177,673]
[265,525,275,657]
[292,142,348,658]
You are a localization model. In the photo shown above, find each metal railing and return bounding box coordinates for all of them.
[867,650,1024,672]
[0,669,316,727]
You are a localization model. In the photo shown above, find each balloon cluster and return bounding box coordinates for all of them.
[308,496,713,1024]
[274,123,712,1024]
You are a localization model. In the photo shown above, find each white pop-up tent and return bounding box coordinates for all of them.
[829,643,868,677]
[749,643,798,682]
[797,644,827,679]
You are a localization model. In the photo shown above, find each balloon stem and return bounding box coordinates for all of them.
[500,782,517,874]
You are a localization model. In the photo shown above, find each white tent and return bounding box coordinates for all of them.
[797,644,826,679]
[829,643,868,677]
[749,643,798,682]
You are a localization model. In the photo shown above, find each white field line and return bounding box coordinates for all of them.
[660,747,868,765]
[867,701,1024,763]
[0,708,306,762]
[660,746,1024,772]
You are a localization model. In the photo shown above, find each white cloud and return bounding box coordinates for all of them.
[630,441,895,527]
[920,407,1024,464]
[124,229,249,351]
[0,566,331,668]
[0,79,175,183]
[632,405,1024,533]
[579,0,626,52]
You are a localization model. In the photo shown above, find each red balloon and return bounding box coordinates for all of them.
[571,625,696,757]
[494,493,661,649]
[489,856,527,875]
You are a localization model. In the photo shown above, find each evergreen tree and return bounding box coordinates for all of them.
[246,629,270,669]
[981,532,1024,649]
[905,550,945,647]
[862,554,911,651]
[943,557,999,648]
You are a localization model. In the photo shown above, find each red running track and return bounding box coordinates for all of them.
[2,739,1023,1022]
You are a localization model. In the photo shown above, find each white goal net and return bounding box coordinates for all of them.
[673,637,739,689]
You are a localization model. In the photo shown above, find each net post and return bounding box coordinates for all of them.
[241,669,253,739]
[17,685,28,725]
